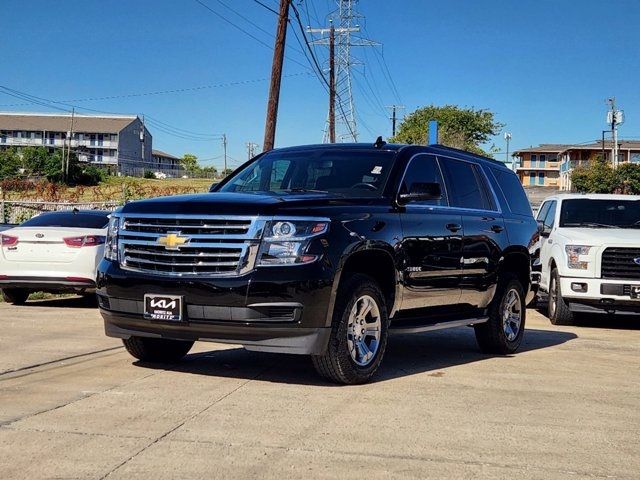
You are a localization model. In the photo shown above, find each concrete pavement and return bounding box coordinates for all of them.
[0,297,638,479]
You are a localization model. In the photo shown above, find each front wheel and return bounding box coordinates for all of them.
[122,336,194,363]
[548,268,574,325]
[1,288,30,305]
[475,274,526,354]
[312,274,389,384]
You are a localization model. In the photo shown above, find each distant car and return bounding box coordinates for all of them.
[536,194,640,324]
[0,210,110,305]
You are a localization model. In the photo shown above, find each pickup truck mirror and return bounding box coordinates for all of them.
[398,182,442,205]
[537,219,551,238]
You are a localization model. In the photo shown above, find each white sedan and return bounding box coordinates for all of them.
[0,210,110,304]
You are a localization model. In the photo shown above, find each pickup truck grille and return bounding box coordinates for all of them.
[601,248,640,280]
[118,215,261,277]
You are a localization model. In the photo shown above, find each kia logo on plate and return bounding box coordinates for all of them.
[35,233,44,238]
[634,257,640,266]
[150,299,177,309]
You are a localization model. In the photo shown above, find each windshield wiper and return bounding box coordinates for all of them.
[282,188,344,197]
[564,222,616,228]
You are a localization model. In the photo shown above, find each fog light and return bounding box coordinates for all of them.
[571,282,588,293]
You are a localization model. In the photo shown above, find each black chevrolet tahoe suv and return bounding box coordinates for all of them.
[97,142,537,384]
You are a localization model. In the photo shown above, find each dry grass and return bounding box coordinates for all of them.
[1,177,214,203]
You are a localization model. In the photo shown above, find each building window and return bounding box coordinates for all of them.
[539,154,546,168]
[631,153,640,164]
[538,172,545,185]
[529,172,536,186]
[531,154,537,168]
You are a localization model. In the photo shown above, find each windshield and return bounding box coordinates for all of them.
[559,199,640,228]
[218,149,396,198]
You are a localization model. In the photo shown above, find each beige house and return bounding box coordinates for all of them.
[513,145,568,187]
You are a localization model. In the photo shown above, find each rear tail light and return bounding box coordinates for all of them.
[0,234,18,247]
[63,235,106,248]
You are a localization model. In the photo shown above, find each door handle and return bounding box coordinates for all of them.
[446,223,462,232]
[490,225,504,233]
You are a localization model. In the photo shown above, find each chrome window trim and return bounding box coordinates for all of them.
[396,153,450,207]
[396,151,504,215]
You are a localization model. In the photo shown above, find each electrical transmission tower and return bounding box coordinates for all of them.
[308,0,378,143]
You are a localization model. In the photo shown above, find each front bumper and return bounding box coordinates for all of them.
[560,276,640,315]
[97,259,335,355]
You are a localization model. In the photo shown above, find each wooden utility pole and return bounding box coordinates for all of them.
[328,25,336,143]
[262,0,291,152]
[65,108,75,181]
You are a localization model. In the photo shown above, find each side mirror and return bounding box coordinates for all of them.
[398,182,442,205]
[537,219,551,238]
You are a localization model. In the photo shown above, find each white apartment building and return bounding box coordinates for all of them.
[0,112,152,175]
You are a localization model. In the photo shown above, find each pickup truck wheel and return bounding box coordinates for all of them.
[1,288,30,305]
[474,274,525,354]
[312,274,388,384]
[548,268,574,325]
[122,336,194,363]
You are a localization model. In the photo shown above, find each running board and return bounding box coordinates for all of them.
[389,317,489,335]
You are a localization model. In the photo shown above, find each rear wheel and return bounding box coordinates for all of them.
[312,274,389,384]
[475,273,526,354]
[1,288,30,305]
[122,336,194,363]
[548,268,574,325]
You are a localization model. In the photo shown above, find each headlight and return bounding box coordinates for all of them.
[104,216,120,261]
[258,219,329,266]
[565,245,591,270]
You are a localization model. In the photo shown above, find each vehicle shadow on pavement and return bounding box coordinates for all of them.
[133,327,577,386]
[22,295,98,309]
[534,305,640,330]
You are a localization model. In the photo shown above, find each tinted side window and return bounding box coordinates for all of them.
[400,154,447,206]
[491,168,533,216]
[543,201,557,229]
[536,201,551,221]
[440,158,490,210]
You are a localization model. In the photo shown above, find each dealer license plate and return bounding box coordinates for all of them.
[631,286,640,299]
[144,294,183,321]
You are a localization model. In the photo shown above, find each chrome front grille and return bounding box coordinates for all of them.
[118,215,262,277]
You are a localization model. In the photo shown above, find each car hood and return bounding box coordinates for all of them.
[118,192,383,216]
[558,227,640,246]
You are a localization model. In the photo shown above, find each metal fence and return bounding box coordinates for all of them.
[0,200,120,225]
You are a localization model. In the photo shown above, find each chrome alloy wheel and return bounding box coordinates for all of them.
[502,288,522,342]
[347,295,382,366]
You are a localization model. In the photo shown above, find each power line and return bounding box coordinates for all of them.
[0,72,312,108]
[252,0,279,15]
[194,0,310,70]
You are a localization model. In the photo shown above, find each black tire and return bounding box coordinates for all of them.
[312,274,389,384]
[548,268,574,325]
[1,288,30,305]
[122,336,194,363]
[474,273,526,354]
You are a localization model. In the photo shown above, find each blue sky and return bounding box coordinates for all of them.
[1,0,639,169]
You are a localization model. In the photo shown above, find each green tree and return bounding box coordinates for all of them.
[0,148,22,179]
[390,104,504,156]
[21,147,50,176]
[181,153,200,175]
[571,156,640,194]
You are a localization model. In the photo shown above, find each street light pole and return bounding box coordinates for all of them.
[504,132,512,170]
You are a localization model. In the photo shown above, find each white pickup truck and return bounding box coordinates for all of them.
[536,193,640,324]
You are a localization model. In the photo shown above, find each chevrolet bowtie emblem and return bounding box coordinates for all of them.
[158,233,188,250]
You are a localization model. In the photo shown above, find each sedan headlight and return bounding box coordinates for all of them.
[257,219,329,266]
[104,216,120,261]
[565,245,591,270]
